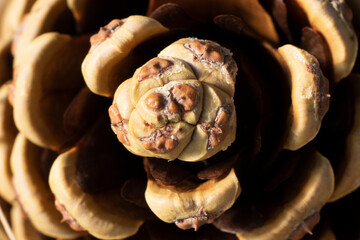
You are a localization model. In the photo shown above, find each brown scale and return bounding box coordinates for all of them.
[213,149,298,234]
[262,150,301,192]
[62,86,110,151]
[94,186,155,222]
[140,83,200,154]
[121,178,149,208]
[149,3,198,29]
[140,128,179,154]
[144,142,241,187]
[167,100,180,114]
[240,39,290,170]
[144,83,198,119]
[108,103,130,146]
[271,0,293,42]
[145,92,166,112]
[186,40,224,64]
[213,14,265,42]
[259,0,293,43]
[300,27,334,87]
[301,28,331,72]
[89,19,124,51]
[212,197,264,234]
[50,5,77,36]
[69,0,149,35]
[144,157,194,186]
[200,105,232,149]
[212,11,291,171]
[75,112,143,194]
[171,83,197,111]
[282,0,311,44]
[213,147,323,240]
[138,57,174,81]
[72,113,154,223]
[197,149,240,180]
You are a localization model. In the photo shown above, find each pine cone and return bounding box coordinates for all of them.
[0,0,359,240]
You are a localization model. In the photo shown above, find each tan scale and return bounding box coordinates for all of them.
[110,79,169,158]
[81,15,169,97]
[278,44,330,151]
[158,38,237,97]
[0,0,35,42]
[49,147,144,240]
[11,202,42,240]
[236,150,334,240]
[293,0,358,82]
[111,79,165,157]
[178,83,236,161]
[0,83,17,203]
[13,32,89,151]
[145,168,241,230]
[329,74,360,202]
[129,109,195,160]
[10,133,80,239]
[130,56,197,106]
[0,0,9,40]
[12,0,76,64]
[110,79,141,151]
[135,79,203,127]
[0,225,9,240]
[0,0,35,85]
